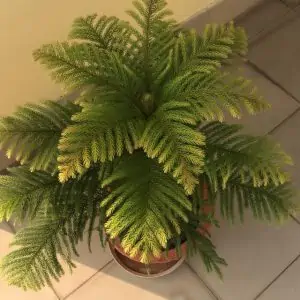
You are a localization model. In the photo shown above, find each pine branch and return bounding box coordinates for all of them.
[34,42,104,89]
[183,222,227,278]
[161,68,269,121]
[101,152,192,263]
[0,165,108,227]
[140,101,205,194]
[58,101,145,182]
[158,25,267,120]
[0,212,77,291]
[171,22,248,77]
[0,101,79,172]
[127,0,176,90]
[216,173,296,223]
[201,122,292,190]
[157,23,252,109]
[0,167,57,223]
[34,42,144,105]
[69,15,130,52]
[0,165,109,290]
[181,71,268,121]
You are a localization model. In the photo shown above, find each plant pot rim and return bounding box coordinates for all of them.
[111,236,187,264]
[108,239,186,278]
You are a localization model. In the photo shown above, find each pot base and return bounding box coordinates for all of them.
[109,241,185,278]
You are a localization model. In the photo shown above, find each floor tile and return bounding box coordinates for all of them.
[236,0,290,43]
[226,63,299,135]
[187,211,300,300]
[67,262,215,300]
[249,16,300,100]
[257,256,300,300]
[0,222,57,299]
[53,231,113,299]
[281,0,300,8]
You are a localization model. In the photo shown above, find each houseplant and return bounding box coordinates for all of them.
[0,0,296,290]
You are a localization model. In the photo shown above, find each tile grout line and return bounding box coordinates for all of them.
[279,0,291,8]
[291,214,300,225]
[279,0,300,10]
[267,106,300,135]
[248,9,293,45]
[63,259,114,300]
[237,0,295,41]
[246,60,300,105]
[247,4,300,49]
[240,7,300,296]
[253,253,300,299]
[184,262,223,300]
[50,285,61,300]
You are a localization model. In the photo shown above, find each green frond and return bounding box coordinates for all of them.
[57,102,145,182]
[140,101,205,194]
[69,14,135,56]
[0,212,77,291]
[69,14,141,74]
[190,72,269,121]
[127,0,174,32]
[0,165,108,228]
[183,223,226,278]
[158,23,267,120]
[162,69,269,121]
[127,0,177,89]
[0,101,79,172]
[0,167,57,223]
[34,41,144,103]
[33,42,105,89]
[101,152,192,263]
[167,22,247,78]
[201,122,292,189]
[216,173,295,223]
[0,164,110,291]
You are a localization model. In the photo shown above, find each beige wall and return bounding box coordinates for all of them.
[0,0,258,116]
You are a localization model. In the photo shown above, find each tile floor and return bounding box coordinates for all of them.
[1,0,300,299]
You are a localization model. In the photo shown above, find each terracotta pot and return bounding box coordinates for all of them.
[109,184,213,277]
[109,240,186,278]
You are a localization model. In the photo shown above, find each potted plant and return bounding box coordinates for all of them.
[0,0,296,290]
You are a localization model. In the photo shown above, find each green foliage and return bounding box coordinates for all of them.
[101,152,191,263]
[58,101,145,182]
[140,101,205,194]
[183,222,227,277]
[127,0,177,88]
[0,101,79,172]
[69,14,133,54]
[0,212,77,291]
[170,22,248,76]
[0,166,108,290]
[217,174,295,223]
[186,71,269,121]
[0,167,57,222]
[33,42,102,89]
[0,0,297,291]
[157,23,269,120]
[201,122,292,190]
